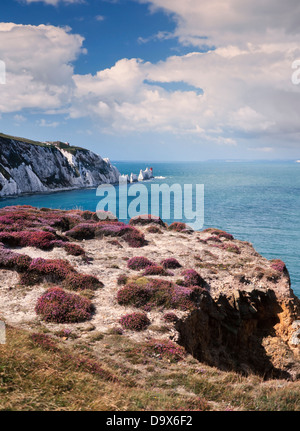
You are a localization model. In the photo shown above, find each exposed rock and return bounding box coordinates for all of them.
[130,173,138,183]
[0,135,120,196]
[175,289,300,379]
[138,167,153,181]
[290,321,300,347]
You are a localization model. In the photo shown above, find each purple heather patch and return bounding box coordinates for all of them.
[35,286,94,323]
[160,258,182,269]
[142,265,173,276]
[119,312,151,331]
[181,269,205,287]
[141,339,186,362]
[127,256,155,270]
[270,259,286,273]
[129,214,166,227]
[117,278,197,311]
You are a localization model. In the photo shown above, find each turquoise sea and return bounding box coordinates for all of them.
[0,161,299,298]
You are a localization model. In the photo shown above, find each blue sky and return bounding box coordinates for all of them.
[1,0,300,161]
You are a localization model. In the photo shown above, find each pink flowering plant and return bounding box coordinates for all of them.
[129,214,166,227]
[119,312,151,331]
[160,258,182,269]
[270,259,286,273]
[142,265,172,276]
[35,286,94,323]
[202,228,234,240]
[141,339,186,362]
[127,256,155,270]
[181,269,205,287]
[117,278,197,311]
[63,273,104,291]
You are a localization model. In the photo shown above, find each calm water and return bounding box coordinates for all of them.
[0,161,299,298]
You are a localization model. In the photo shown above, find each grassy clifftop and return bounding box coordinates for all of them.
[0,132,88,155]
[1,324,299,411]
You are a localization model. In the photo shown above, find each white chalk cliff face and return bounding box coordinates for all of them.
[0,136,121,197]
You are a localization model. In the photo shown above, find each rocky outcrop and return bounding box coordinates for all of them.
[138,167,153,181]
[0,135,120,196]
[176,288,300,379]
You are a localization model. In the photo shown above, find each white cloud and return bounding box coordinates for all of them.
[65,0,300,145]
[139,0,300,48]
[2,0,300,150]
[95,15,105,22]
[71,58,209,135]
[0,23,85,113]
[70,44,300,144]
[37,119,60,127]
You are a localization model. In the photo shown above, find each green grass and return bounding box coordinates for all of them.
[0,325,299,411]
[0,132,87,154]
[0,132,49,147]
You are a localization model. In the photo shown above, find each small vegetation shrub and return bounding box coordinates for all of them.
[140,339,186,362]
[160,258,181,269]
[181,269,205,287]
[63,243,86,257]
[35,286,94,323]
[168,222,187,232]
[0,231,57,250]
[117,279,196,311]
[203,228,234,240]
[119,312,151,331]
[206,235,222,243]
[22,257,74,285]
[122,227,147,248]
[129,214,166,227]
[10,254,33,271]
[127,256,155,270]
[63,273,104,291]
[65,224,96,240]
[146,226,163,234]
[270,259,286,273]
[142,265,172,276]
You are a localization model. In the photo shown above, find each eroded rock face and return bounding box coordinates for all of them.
[0,136,120,196]
[176,286,300,379]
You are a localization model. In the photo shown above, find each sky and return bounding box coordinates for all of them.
[1,0,300,161]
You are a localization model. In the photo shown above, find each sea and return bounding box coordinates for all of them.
[0,160,299,298]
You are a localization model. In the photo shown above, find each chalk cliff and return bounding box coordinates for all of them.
[0,134,120,197]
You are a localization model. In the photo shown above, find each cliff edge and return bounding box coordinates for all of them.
[0,134,120,196]
[0,208,299,380]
